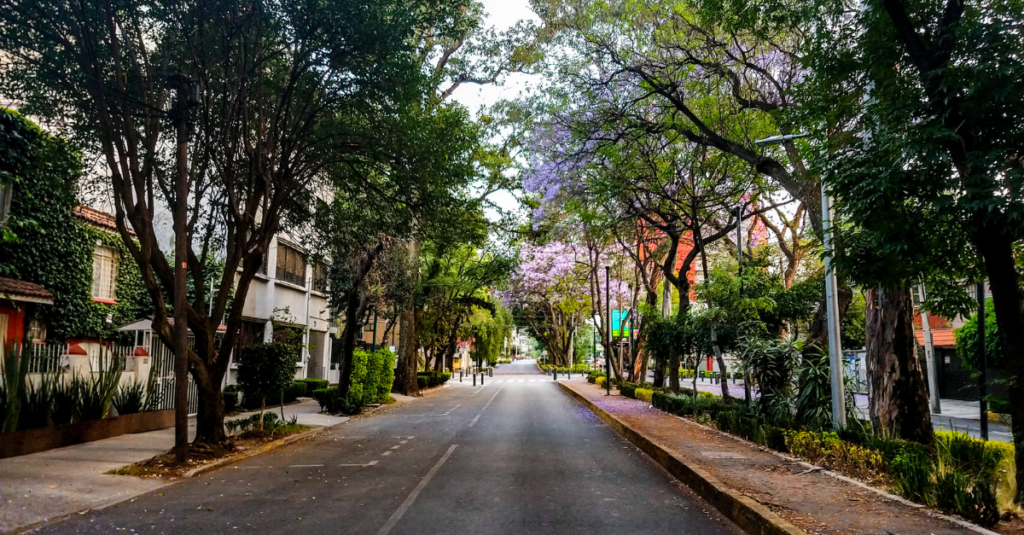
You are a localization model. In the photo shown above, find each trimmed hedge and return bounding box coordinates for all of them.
[417,371,452,389]
[223,386,239,413]
[309,349,397,415]
[312,387,337,412]
[300,378,329,393]
[647,388,1011,525]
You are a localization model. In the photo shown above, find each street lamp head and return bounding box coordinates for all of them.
[754,133,810,147]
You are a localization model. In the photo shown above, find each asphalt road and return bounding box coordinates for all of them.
[38,359,743,535]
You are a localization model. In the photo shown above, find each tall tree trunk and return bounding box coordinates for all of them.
[338,290,366,399]
[805,282,854,354]
[977,232,1024,502]
[193,375,226,446]
[669,349,680,392]
[653,282,672,388]
[171,87,190,461]
[865,284,934,449]
[393,241,420,396]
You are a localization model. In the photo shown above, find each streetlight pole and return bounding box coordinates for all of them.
[755,132,845,429]
[737,206,751,407]
[606,266,611,396]
[977,281,988,440]
[371,308,378,353]
[820,186,848,429]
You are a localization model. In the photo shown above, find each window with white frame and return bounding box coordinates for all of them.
[91,245,118,301]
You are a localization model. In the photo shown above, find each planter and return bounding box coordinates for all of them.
[0,409,175,459]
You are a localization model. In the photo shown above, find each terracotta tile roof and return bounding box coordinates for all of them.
[73,205,134,235]
[0,276,54,304]
[914,328,956,348]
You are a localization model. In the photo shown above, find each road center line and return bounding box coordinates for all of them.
[375,445,458,535]
[288,464,323,468]
[468,386,502,427]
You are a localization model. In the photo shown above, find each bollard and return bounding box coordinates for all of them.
[554,368,558,381]
[489,368,493,378]
[460,369,463,382]
[473,373,476,386]
[481,373,485,386]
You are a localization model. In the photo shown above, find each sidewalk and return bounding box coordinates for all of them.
[560,378,990,535]
[0,399,347,533]
[684,376,1013,443]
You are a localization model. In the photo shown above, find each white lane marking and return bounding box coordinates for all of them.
[400,440,408,444]
[338,461,379,467]
[382,451,392,456]
[407,436,415,439]
[391,445,401,450]
[375,445,458,535]
[442,404,461,416]
[468,386,503,427]
[288,464,323,468]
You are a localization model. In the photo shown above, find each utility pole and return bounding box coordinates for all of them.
[977,281,988,440]
[918,284,940,414]
[606,266,611,396]
[754,132,845,429]
[737,206,751,407]
[821,182,847,429]
[371,309,378,353]
[169,74,197,463]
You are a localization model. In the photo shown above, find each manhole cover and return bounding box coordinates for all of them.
[700,451,746,459]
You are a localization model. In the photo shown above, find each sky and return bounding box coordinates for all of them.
[449,0,541,114]
[451,0,542,221]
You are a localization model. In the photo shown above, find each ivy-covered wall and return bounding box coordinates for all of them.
[0,109,151,342]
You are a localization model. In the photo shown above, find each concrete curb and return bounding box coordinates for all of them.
[184,426,328,478]
[557,381,806,535]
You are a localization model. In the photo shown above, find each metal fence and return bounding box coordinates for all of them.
[149,336,199,416]
[19,339,199,417]
[27,342,67,373]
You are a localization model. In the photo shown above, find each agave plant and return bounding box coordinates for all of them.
[18,373,54,430]
[738,335,800,421]
[112,381,147,415]
[78,352,124,421]
[51,373,82,425]
[2,343,32,431]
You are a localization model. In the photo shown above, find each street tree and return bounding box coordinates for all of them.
[799,0,1024,450]
[0,0,463,456]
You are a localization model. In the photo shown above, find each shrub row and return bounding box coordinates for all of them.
[619,382,656,402]
[546,365,591,374]
[646,387,1012,526]
[417,371,452,389]
[241,381,308,410]
[299,378,329,392]
[310,349,397,415]
[586,371,606,384]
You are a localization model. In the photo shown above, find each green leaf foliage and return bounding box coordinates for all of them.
[236,342,300,409]
[955,298,1002,372]
[0,109,150,341]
